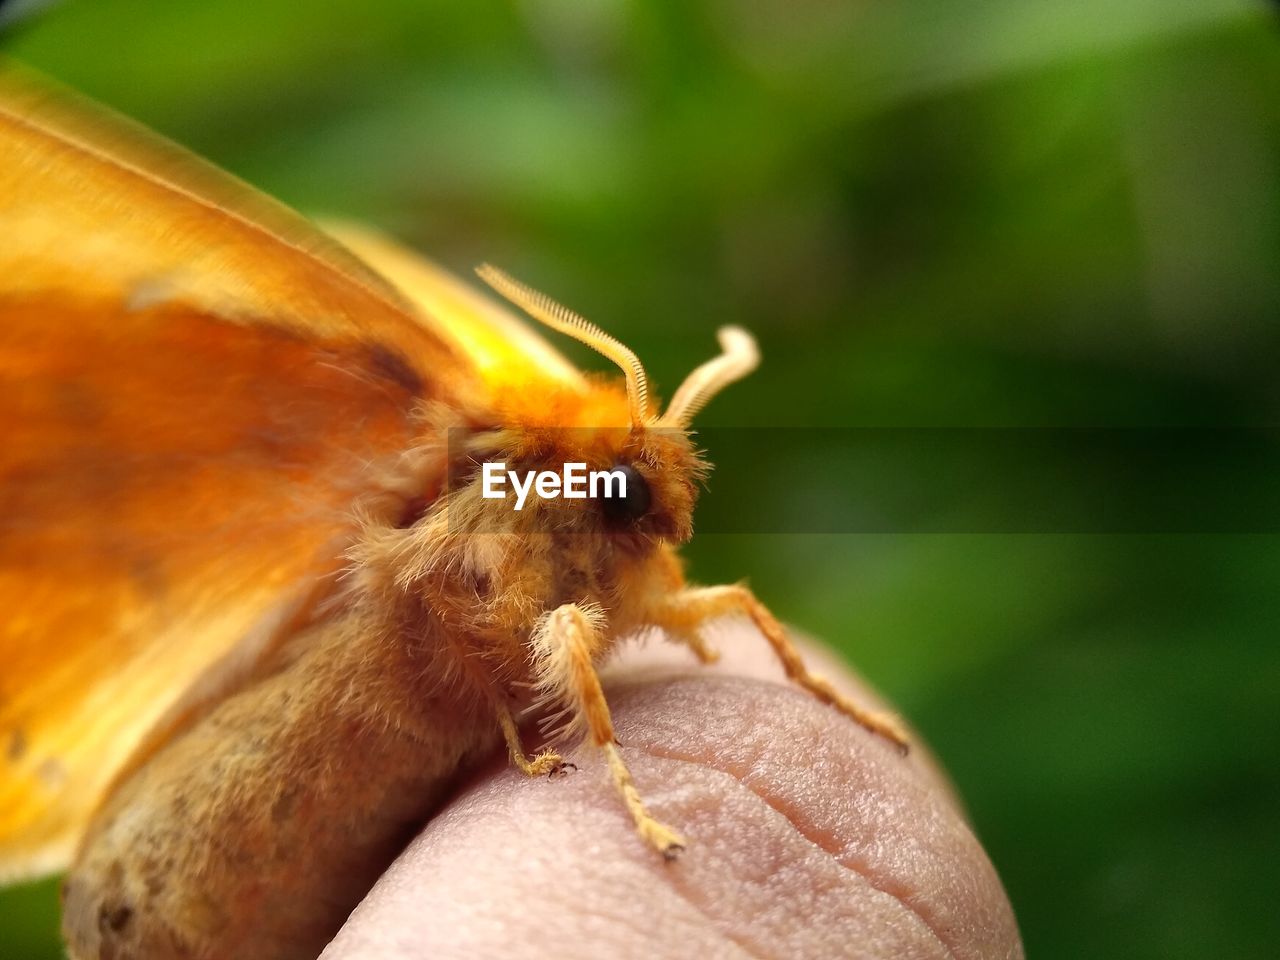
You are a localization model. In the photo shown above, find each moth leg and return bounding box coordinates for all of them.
[652,585,911,753]
[664,625,721,665]
[532,603,686,858]
[495,702,566,777]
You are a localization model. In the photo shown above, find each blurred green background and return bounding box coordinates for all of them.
[3,1,1279,957]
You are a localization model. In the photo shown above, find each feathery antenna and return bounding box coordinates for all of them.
[662,326,759,426]
[476,264,650,427]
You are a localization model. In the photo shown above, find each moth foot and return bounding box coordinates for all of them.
[639,817,687,861]
[858,709,911,756]
[547,760,577,779]
[516,749,565,777]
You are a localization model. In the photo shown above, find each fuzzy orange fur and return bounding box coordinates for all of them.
[0,67,906,960]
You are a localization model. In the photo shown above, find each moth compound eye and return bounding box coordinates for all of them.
[601,463,651,522]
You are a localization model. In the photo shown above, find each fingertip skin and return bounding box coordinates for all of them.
[325,669,1024,960]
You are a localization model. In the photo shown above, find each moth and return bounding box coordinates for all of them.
[0,64,908,960]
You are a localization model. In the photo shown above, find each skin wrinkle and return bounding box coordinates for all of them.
[344,752,933,960]
[622,757,817,960]
[610,677,962,960]
[600,634,960,804]
[552,742,952,960]
[626,742,956,960]
[625,751,948,960]
[614,675,1003,960]
[601,645,1007,955]
[326,631,1022,960]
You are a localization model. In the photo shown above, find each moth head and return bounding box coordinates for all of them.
[476,265,759,545]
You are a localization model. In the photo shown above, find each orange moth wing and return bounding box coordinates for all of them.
[324,221,585,393]
[0,64,479,878]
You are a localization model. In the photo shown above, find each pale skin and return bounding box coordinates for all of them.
[325,627,1025,960]
[511,589,909,858]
